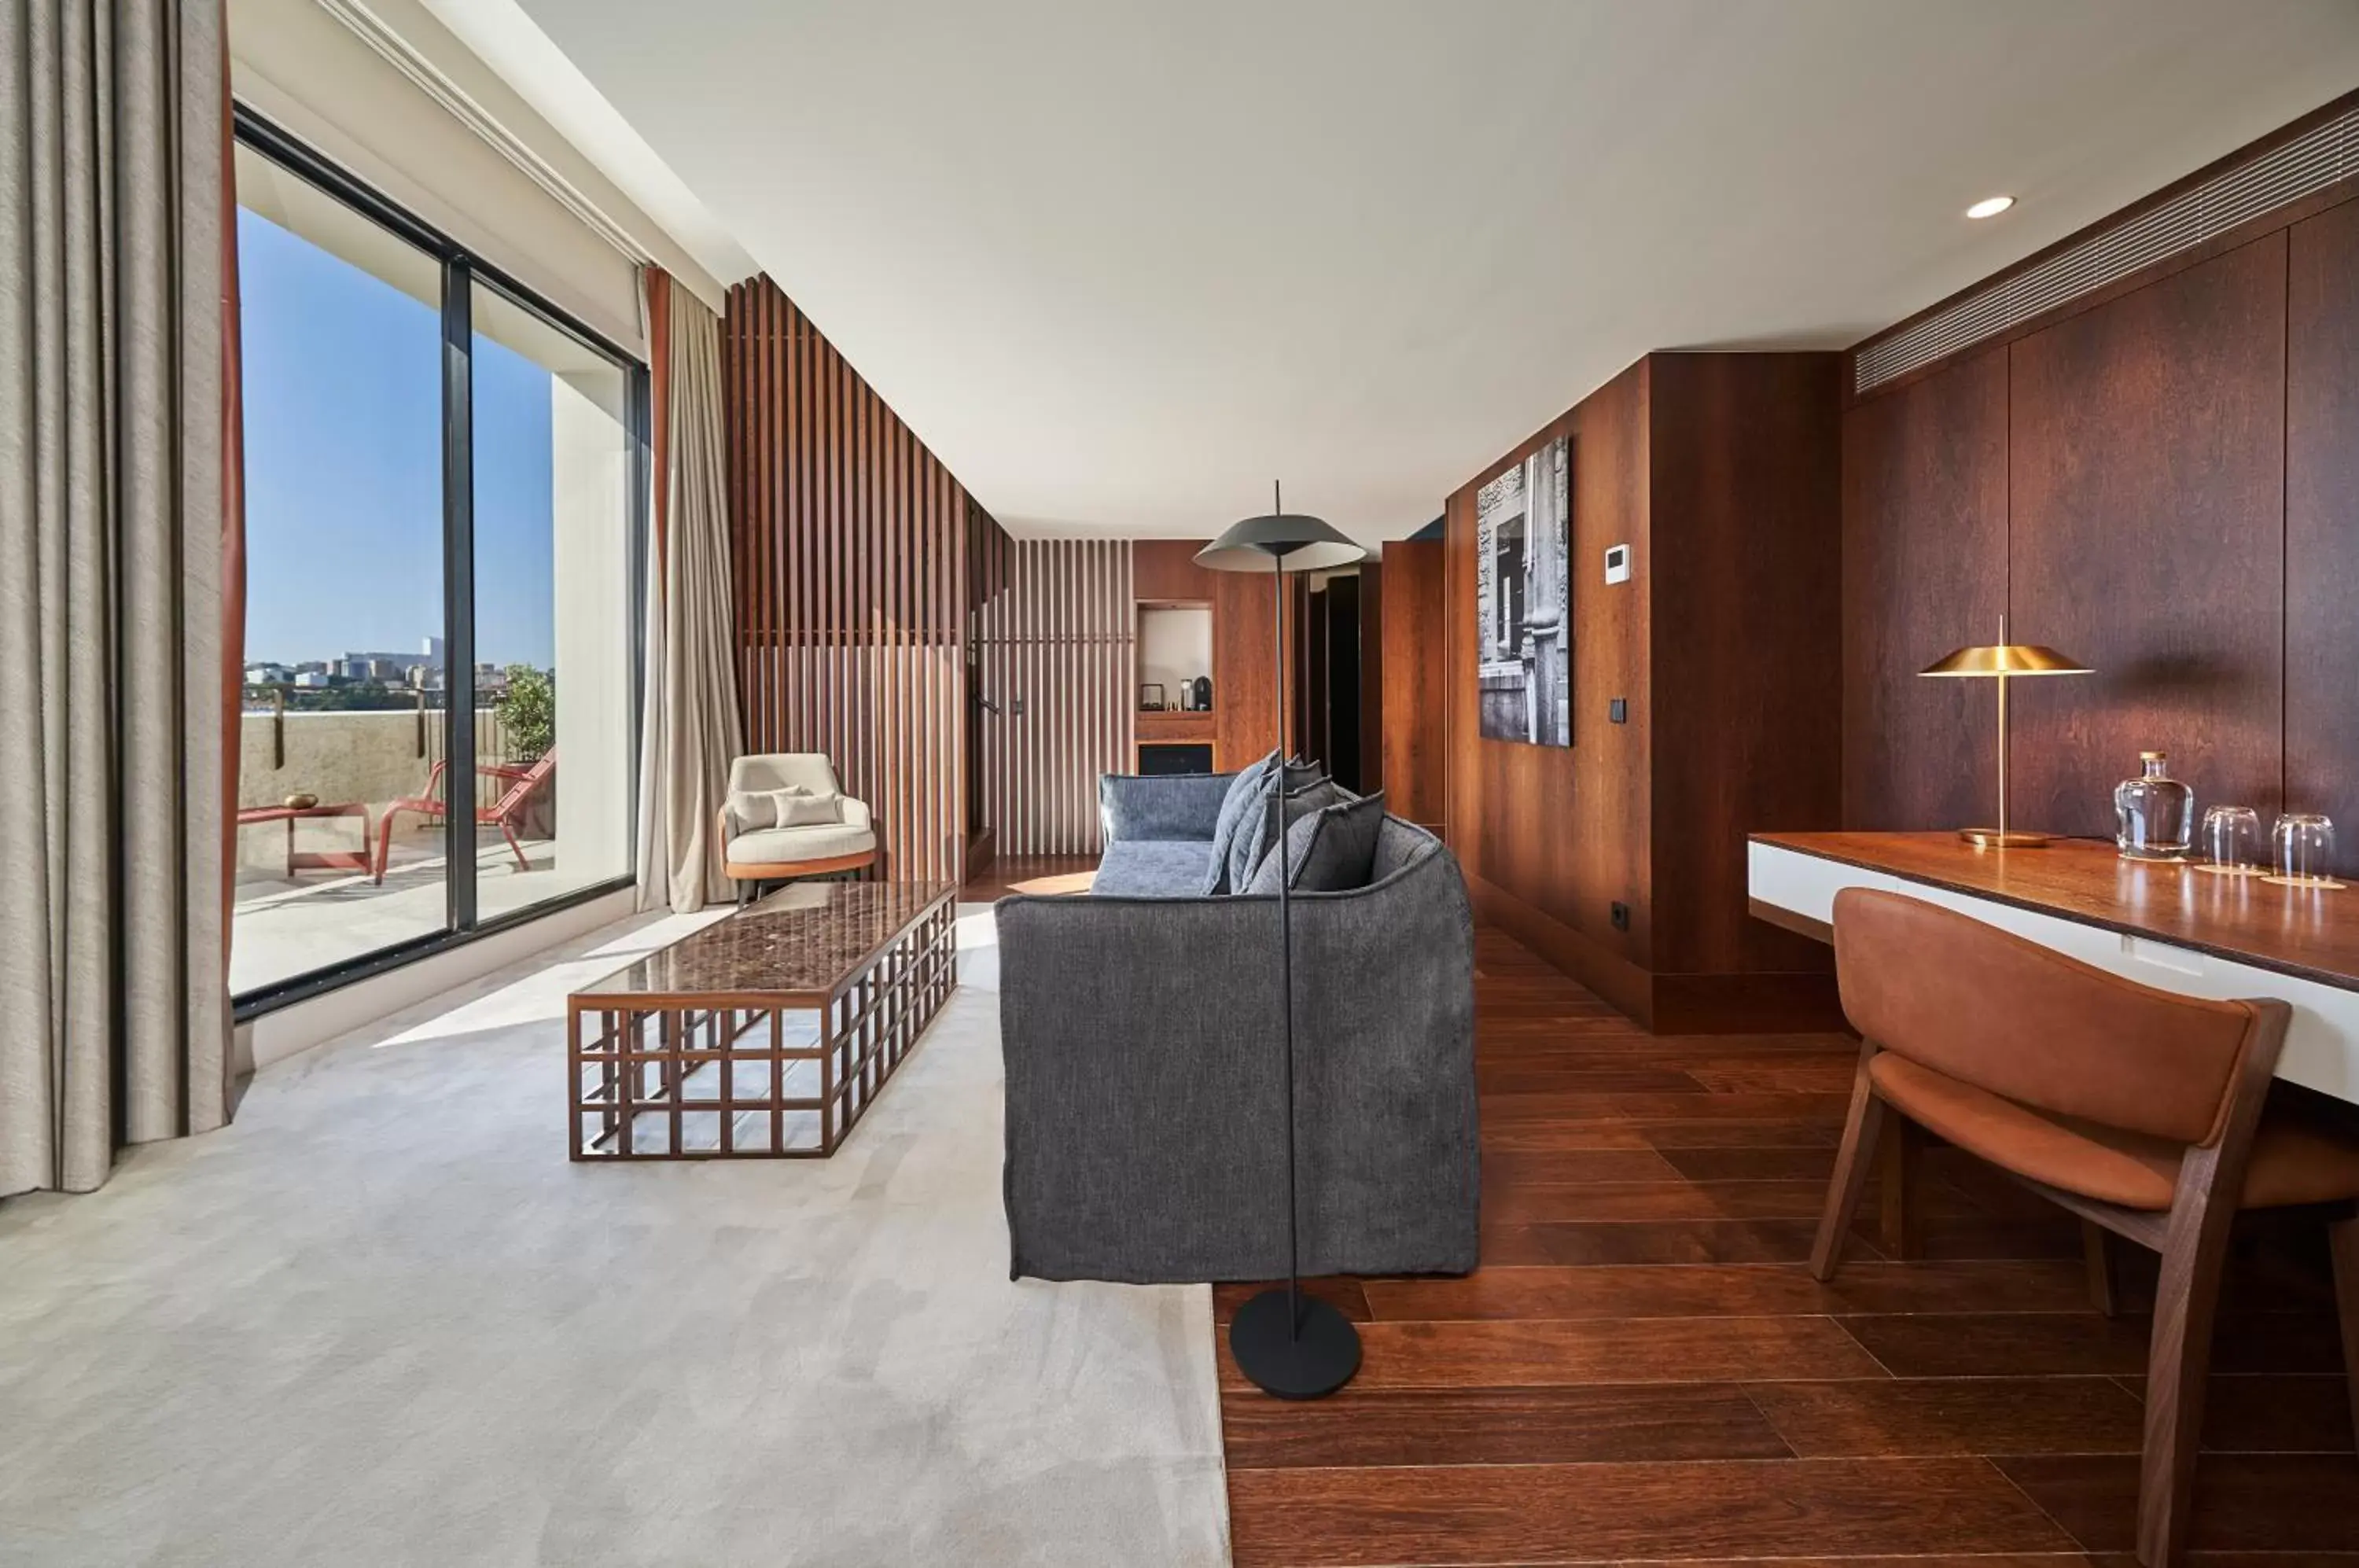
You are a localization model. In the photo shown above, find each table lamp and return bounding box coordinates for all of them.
[1919,615,2092,848]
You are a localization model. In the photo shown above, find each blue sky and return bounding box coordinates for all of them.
[237,206,561,670]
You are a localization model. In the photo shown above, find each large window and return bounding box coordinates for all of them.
[230,116,644,1010]
[469,283,637,922]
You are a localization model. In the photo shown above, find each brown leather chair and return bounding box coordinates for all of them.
[1811,887,2359,1568]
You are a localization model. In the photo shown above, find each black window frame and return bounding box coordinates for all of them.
[231,106,650,1021]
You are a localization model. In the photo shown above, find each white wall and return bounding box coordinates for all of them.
[229,0,734,354]
[1137,605,1211,705]
[549,369,633,885]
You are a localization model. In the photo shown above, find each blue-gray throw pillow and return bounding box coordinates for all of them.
[1246,790,1387,895]
[1232,772,1339,893]
[1202,749,1279,894]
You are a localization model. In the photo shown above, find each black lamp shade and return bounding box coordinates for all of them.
[1195,513,1366,574]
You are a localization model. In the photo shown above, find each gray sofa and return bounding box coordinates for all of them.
[997,769,1479,1283]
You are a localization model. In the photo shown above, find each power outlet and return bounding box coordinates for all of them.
[1610,901,1630,932]
[1608,698,1628,724]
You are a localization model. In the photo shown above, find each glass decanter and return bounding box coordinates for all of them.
[2115,751,2193,861]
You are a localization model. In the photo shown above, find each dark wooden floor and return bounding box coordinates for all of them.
[1212,926,2359,1568]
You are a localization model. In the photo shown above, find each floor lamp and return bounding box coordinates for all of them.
[1195,486,1367,1401]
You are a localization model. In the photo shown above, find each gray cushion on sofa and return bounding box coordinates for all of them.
[1099,771,1233,845]
[1202,750,1278,894]
[1091,839,1216,897]
[1246,790,1386,894]
[1228,769,1334,893]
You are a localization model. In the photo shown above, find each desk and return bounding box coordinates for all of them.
[1748,831,2359,1107]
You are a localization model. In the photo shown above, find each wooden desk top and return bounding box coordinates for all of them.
[1751,831,2359,996]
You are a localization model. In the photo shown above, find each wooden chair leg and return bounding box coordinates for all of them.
[2083,1218,2120,1317]
[1811,1045,1886,1282]
[2330,1211,2359,1460]
[2133,1009,2286,1568]
[2136,1154,2243,1567]
[1879,1117,1923,1261]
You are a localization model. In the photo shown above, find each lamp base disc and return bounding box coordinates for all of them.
[1228,1290,1361,1401]
[1958,828,2054,848]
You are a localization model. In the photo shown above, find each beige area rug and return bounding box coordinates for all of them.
[0,906,1231,1567]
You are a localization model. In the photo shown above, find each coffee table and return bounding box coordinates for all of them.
[235,800,373,878]
[567,880,957,1160]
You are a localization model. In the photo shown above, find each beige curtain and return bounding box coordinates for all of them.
[635,271,743,911]
[0,0,234,1195]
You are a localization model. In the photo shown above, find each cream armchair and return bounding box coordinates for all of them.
[719,753,878,903]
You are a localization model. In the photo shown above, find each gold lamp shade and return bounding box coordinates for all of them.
[1919,642,2092,679]
[1917,616,2092,848]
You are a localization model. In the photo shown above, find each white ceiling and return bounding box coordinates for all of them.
[414,0,757,293]
[509,0,2359,540]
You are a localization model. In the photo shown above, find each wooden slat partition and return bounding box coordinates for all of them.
[975,539,1135,856]
[725,276,1000,884]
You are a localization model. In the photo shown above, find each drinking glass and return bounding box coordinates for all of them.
[2198,805,2264,875]
[2267,813,2343,888]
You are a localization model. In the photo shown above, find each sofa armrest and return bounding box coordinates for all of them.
[999,892,1290,1282]
[1098,771,1235,844]
[997,848,1478,1284]
[839,796,873,832]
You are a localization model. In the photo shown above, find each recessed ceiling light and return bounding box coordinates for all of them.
[1966,195,2015,219]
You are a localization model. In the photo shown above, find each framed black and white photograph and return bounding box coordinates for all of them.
[1474,434,1572,745]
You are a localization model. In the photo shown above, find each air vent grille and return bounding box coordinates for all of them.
[1855,105,2359,395]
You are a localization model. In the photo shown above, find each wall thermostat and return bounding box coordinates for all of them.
[1603,543,1632,584]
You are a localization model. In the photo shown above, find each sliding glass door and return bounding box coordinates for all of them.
[230,115,645,1012]
[469,283,637,923]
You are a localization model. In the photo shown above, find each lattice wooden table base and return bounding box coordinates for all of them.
[569,897,955,1158]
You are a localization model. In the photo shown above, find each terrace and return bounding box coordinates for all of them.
[231,706,619,996]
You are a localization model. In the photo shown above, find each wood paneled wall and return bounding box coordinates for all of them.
[1356,561,1384,794]
[1844,190,2359,874]
[974,539,1135,856]
[1447,365,1654,1019]
[1380,539,1447,830]
[2007,235,2285,834]
[2287,197,2359,861]
[1444,354,1843,1030]
[1132,537,1213,603]
[1213,564,1287,771]
[1647,355,1845,991]
[724,276,981,883]
[1839,347,2006,832]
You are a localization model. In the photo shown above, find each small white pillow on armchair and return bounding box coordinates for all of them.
[731,786,842,830]
[770,788,841,826]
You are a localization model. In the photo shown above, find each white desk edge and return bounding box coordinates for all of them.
[1746,839,2359,1107]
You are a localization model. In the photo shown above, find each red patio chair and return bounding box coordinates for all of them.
[373,749,557,885]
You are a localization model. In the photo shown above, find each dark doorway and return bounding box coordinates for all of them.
[1325,575,1363,792]
[1294,572,1369,793]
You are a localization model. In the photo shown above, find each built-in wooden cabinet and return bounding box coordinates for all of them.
[1133,542,1263,774]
